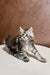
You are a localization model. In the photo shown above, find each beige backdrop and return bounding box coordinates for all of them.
[0,0,50,47]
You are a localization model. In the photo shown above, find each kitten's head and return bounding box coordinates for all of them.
[19,27,34,41]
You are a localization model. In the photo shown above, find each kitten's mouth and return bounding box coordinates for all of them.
[23,38,29,41]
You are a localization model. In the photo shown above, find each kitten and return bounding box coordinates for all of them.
[4,27,47,62]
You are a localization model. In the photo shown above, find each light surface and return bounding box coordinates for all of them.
[0,45,50,75]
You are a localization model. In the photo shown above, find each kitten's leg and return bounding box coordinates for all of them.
[14,50,29,62]
[31,45,47,62]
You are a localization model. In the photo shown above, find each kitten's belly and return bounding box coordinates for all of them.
[22,45,33,52]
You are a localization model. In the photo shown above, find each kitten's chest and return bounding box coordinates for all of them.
[22,41,33,51]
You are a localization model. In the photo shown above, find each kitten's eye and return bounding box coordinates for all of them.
[22,34,24,35]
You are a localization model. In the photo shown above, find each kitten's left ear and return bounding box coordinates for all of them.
[20,27,24,33]
[29,27,33,31]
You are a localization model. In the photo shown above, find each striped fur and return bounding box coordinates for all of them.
[4,27,47,62]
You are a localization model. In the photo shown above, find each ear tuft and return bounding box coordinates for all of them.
[20,27,24,33]
[29,27,33,31]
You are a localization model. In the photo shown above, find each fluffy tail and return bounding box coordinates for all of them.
[4,35,11,48]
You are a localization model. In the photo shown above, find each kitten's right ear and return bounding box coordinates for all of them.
[20,27,24,33]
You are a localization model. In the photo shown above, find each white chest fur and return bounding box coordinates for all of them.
[22,42,33,52]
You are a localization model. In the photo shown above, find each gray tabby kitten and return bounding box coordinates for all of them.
[4,27,47,62]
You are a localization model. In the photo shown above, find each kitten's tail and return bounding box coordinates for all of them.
[3,35,11,48]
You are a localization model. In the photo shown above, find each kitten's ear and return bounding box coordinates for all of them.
[28,27,33,32]
[20,27,24,33]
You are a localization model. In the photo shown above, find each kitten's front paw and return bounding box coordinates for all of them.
[39,57,47,63]
[23,56,29,62]
[14,53,29,62]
